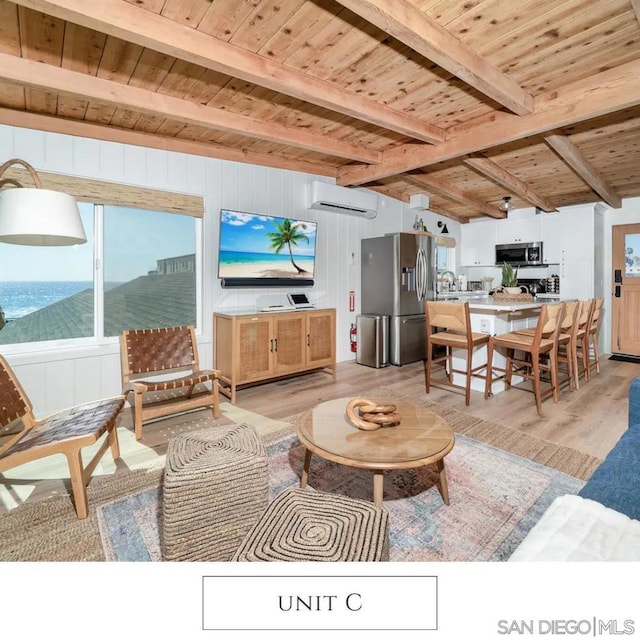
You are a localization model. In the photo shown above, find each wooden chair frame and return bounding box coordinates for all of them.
[120,325,220,440]
[425,301,490,405]
[484,303,565,415]
[0,354,124,519]
[573,298,596,387]
[586,297,604,379]
[555,300,581,392]
[514,301,582,392]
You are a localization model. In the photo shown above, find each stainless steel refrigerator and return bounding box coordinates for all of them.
[361,232,436,365]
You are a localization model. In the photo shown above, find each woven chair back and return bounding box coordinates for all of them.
[560,301,579,331]
[122,325,198,378]
[537,303,565,343]
[578,299,594,329]
[589,297,604,332]
[0,354,31,429]
[425,301,470,333]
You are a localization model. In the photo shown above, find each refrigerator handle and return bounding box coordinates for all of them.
[421,249,427,300]
[416,248,426,302]
[415,251,421,301]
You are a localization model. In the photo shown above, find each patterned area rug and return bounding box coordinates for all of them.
[0,394,601,561]
[97,431,584,562]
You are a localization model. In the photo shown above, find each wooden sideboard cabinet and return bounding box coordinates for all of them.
[214,308,336,403]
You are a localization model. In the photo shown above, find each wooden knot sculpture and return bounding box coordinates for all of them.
[346,398,401,431]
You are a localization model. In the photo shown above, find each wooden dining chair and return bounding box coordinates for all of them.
[484,303,565,415]
[556,300,581,392]
[573,298,595,388]
[425,300,490,405]
[0,354,124,519]
[514,300,582,393]
[120,325,220,440]
[586,297,604,380]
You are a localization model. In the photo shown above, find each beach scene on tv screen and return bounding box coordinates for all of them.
[219,210,317,279]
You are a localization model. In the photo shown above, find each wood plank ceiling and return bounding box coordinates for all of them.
[0,0,639,221]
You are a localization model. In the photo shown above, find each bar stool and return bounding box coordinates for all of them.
[484,303,565,415]
[556,300,581,392]
[425,300,490,405]
[586,297,604,379]
[516,301,580,393]
[574,298,595,387]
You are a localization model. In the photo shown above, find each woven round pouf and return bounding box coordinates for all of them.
[232,487,389,562]
[162,423,268,561]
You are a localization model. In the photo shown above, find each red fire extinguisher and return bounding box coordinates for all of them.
[350,323,357,353]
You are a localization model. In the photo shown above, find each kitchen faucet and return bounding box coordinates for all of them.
[440,270,457,292]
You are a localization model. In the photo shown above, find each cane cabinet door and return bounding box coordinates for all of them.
[306,309,336,368]
[273,313,306,374]
[235,316,273,382]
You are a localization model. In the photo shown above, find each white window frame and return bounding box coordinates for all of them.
[0,202,203,356]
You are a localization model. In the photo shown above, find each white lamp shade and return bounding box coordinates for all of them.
[0,188,86,246]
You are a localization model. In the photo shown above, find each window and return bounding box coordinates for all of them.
[0,203,95,345]
[437,245,455,272]
[625,233,640,278]
[103,205,197,336]
[0,203,199,347]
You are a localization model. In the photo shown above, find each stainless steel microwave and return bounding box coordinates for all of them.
[495,242,543,267]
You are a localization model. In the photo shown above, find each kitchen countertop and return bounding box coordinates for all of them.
[468,297,574,312]
[435,293,571,312]
[436,291,489,299]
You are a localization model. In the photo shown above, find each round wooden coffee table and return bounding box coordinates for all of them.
[296,397,455,507]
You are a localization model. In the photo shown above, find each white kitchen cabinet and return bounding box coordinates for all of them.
[495,214,542,244]
[541,213,563,264]
[460,220,496,266]
[542,205,595,298]
[560,259,594,300]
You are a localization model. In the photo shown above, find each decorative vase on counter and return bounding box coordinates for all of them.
[505,287,521,295]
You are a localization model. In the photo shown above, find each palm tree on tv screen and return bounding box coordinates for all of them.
[267,218,309,273]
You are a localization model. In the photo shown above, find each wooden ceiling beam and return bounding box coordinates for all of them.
[544,134,622,208]
[463,155,557,212]
[337,59,640,186]
[11,0,445,144]
[405,173,506,219]
[0,107,338,178]
[334,0,533,116]
[0,53,380,164]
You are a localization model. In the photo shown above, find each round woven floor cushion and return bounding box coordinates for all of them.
[162,423,269,562]
[232,487,389,562]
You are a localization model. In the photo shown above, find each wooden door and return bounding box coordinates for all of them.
[235,316,274,382]
[272,313,306,374]
[612,223,640,356]
[306,309,336,368]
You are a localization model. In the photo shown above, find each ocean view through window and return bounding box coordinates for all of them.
[0,202,198,346]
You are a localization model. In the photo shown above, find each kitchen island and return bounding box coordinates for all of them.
[440,295,572,396]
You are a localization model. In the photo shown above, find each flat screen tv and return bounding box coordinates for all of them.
[218,209,317,288]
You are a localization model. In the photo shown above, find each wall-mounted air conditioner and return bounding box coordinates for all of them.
[308,180,378,219]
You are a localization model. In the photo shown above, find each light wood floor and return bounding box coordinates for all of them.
[1,354,637,514]
[229,356,637,461]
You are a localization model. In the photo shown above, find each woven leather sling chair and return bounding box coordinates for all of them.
[120,325,220,441]
[0,354,124,519]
